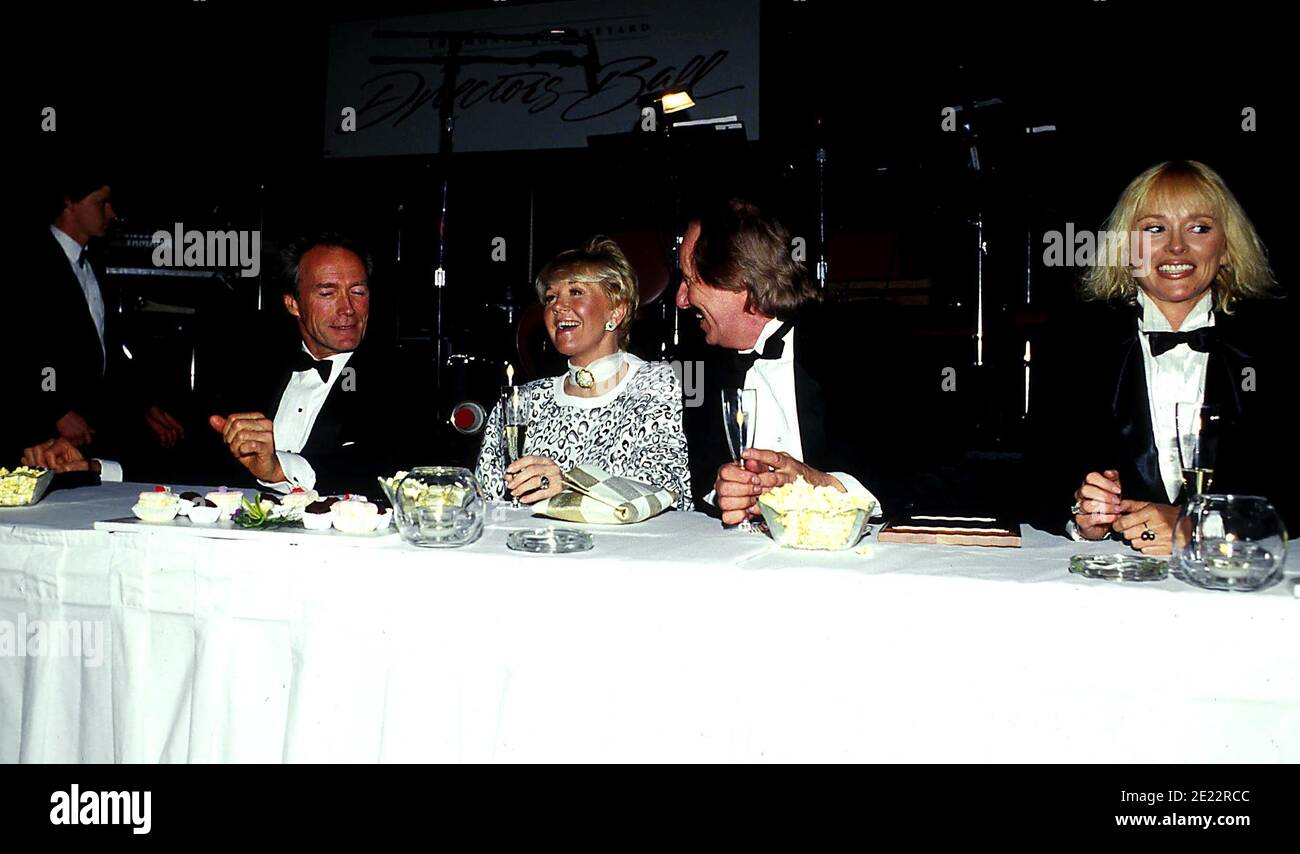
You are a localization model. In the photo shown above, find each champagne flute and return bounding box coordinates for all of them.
[721,388,758,530]
[501,386,532,509]
[1176,402,1220,501]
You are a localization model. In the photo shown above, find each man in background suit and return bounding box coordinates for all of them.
[14,175,185,468]
[677,198,912,525]
[33,179,115,449]
[37,232,418,497]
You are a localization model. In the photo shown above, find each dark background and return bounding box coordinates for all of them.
[17,0,1293,508]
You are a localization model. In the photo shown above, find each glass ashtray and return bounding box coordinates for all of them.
[1069,553,1168,582]
[506,527,593,554]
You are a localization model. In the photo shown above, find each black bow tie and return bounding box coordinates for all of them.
[1147,327,1215,357]
[734,321,793,374]
[289,350,332,383]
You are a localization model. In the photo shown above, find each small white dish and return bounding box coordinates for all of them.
[302,509,334,531]
[332,500,379,534]
[186,503,221,525]
[132,500,180,524]
[206,490,244,519]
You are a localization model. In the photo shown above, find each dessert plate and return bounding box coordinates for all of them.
[93,516,397,547]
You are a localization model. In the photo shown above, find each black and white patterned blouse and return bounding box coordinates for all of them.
[475,354,693,510]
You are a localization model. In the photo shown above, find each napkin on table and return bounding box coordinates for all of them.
[532,464,677,524]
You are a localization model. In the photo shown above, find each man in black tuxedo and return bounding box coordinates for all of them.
[195,231,426,497]
[676,199,910,525]
[42,233,415,498]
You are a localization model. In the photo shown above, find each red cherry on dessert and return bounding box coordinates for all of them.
[153,485,167,492]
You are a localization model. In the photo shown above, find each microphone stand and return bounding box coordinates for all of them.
[961,104,988,368]
[815,119,828,291]
[370,27,600,395]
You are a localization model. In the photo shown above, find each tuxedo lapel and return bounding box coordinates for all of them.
[89,254,115,378]
[308,379,350,452]
[682,347,733,507]
[265,370,293,420]
[792,328,827,470]
[1202,313,1247,423]
[1110,332,1165,501]
[302,348,366,455]
[721,349,748,390]
[1199,313,1257,501]
[707,350,734,462]
[46,231,106,378]
[306,393,347,453]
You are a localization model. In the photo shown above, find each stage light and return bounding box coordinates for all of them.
[636,89,695,125]
[659,90,694,114]
[449,401,486,435]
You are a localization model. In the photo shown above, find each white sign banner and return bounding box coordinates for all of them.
[323,0,760,157]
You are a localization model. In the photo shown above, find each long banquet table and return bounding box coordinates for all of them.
[2,482,1297,763]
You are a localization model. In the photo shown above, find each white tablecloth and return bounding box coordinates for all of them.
[2,483,1297,762]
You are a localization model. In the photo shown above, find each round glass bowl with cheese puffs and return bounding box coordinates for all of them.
[756,476,877,550]
[0,466,55,507]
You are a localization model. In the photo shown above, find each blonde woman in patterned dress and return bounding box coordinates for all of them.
[476,236,693,509]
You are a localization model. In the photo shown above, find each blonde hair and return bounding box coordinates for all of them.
[1082,160,1276,312]
[534,235,639,348]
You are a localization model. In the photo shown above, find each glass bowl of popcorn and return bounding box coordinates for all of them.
[756,476,876,550]
[379,467,485,547]
[0,466,55,507]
